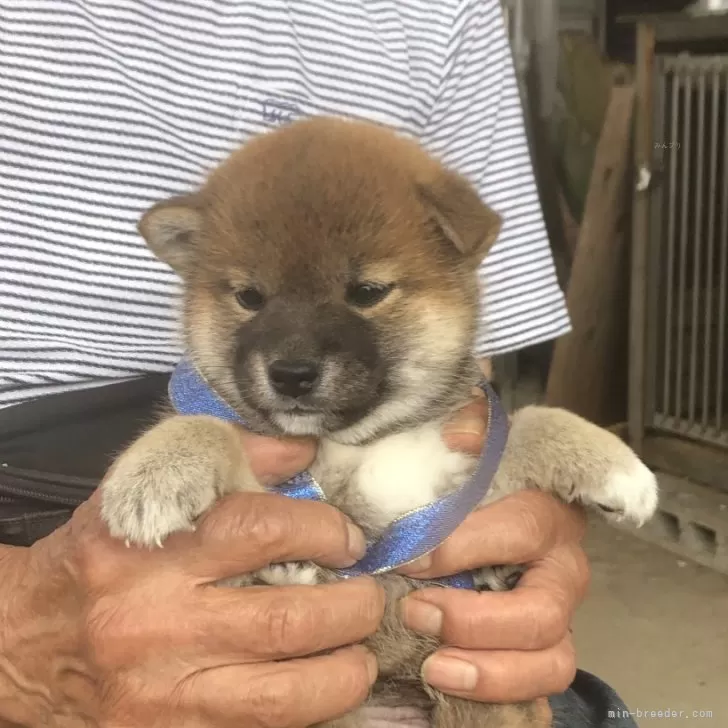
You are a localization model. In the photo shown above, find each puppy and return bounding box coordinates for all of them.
[101,117,658,728]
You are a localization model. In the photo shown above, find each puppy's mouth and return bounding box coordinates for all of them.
[268,401,321,414]
[260,399,370,421]
[251,391,385,437]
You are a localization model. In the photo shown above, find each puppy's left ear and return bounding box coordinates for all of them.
[138,194,204,277]
[418,170,502,263]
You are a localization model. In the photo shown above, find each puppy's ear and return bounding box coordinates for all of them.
[418,170,501,263]
[138,194,204,276]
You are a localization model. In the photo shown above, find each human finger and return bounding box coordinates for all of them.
[398,491,586,578]
[401,542,589,650]
[421,635,577,703]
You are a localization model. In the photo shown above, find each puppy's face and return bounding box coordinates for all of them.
[140,118,500,442]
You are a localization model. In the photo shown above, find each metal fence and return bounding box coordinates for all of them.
[646,54,728,448]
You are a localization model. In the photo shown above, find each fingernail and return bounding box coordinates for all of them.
[400,598,443,637]
[398,553,432,575]
[422,655,478,692]
[442,417,485,438]
[346,522,368,562]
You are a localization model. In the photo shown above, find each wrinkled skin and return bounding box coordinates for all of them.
[0,399,587,728]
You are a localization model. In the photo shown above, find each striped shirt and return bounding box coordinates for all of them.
[0,0,570,408]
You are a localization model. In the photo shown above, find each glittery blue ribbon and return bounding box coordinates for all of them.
[169,356,509,589]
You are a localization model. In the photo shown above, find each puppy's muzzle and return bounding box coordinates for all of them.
[268,358,320,399]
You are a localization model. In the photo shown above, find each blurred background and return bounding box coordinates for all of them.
[498,1,728,722]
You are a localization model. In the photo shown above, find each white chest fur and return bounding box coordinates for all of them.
[311,421,477,532]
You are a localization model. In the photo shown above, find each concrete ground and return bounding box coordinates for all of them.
[573,517,728,726]
[501,366,727,725]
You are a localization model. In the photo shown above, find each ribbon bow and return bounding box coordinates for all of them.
[169,357,508,589]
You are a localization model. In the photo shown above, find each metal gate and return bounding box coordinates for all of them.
[646,54,728,449]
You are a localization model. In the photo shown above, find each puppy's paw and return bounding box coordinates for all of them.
[254,562,324,586]
[475,564,525,592]
[101,446,221,547]
[579,457,658,527]
[502,406,659,527]
[100,415,257,547]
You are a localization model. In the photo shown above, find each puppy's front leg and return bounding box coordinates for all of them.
[473,407,658,593]
[491,406,658,526]
[101,415,262,547]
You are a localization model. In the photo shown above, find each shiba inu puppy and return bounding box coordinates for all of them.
[101,117,658,728]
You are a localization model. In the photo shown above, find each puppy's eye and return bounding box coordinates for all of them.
[235,287,266,311]
[346,282,394,308]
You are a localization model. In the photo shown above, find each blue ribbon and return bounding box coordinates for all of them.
[169,357,509,589]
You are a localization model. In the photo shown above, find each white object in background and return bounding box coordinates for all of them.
[636,165,652,193]
[688,0,728,14]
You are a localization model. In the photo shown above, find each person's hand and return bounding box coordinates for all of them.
[0,432,384,728]
[399,396,589,708]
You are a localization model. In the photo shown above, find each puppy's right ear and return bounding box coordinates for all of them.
[138,194,204,276]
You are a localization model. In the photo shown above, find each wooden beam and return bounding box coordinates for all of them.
[641,434,728,495]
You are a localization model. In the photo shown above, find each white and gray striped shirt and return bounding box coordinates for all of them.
[0,0,570,408]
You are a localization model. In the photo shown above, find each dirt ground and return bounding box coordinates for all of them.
[573,518,728,726]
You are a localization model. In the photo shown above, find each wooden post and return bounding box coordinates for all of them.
[545,82,636,425]
[627,22,656,454]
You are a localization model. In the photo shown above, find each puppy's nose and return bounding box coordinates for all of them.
[268,359,320,398]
